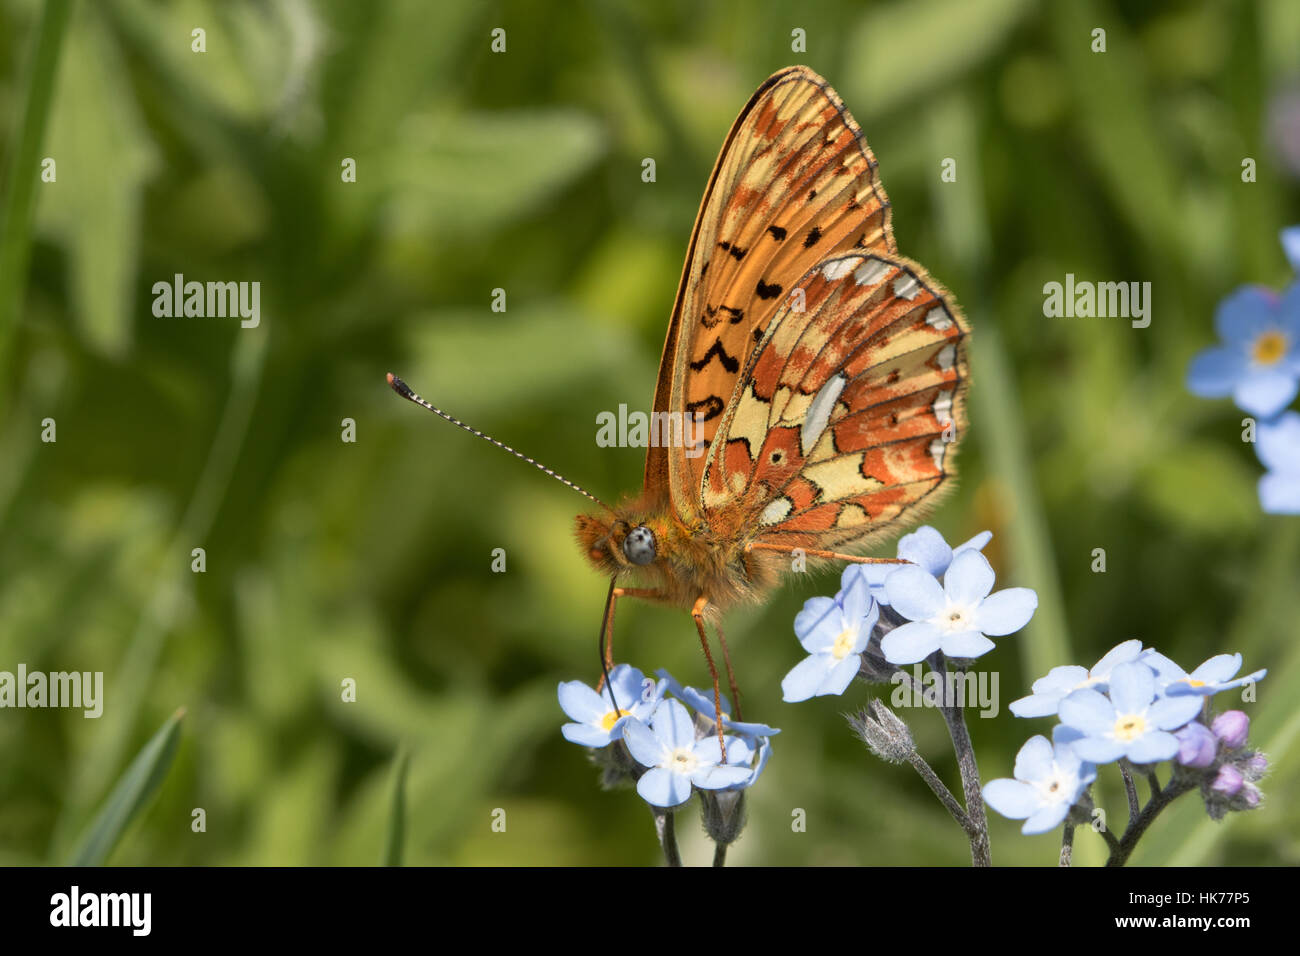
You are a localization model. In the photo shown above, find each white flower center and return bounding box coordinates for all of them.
[1033,766,1072,806]
[669,747,700,774]
[1112,712,1147,742]
[940,603,974,633]
[831,628,857,660]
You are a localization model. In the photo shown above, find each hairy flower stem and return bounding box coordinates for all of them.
[713,843,727,867]
[1059,822,1074,867]
[907,752,971,830]
[1105,776,1196,867]
[932,653,991,866]
[654,809,682,867]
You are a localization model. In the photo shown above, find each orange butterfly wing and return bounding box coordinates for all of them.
[645,66,897,522]
[704,251,968,551]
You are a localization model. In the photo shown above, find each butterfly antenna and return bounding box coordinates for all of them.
[387,373,612,512]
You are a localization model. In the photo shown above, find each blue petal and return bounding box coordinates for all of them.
[794,596,839,645]
[608,664,648,706]
[940,630,996,659]
[1186,346,1245,397]
[1107,662,1156,713]
[781,654,834,702]
[982,779,1038,819]
[841,569,874,626]
[1033,665,1089,696]
[974,587,1038,636]
[637,767,692,807]
[1214,286,1276,343]
[622,717,666,767]
[1260,471,1300,513]
[1022,802,1071,835]
[897,526,953,576]
[557,680,607,723]
[1072,735,1127,764]
[1234,366,1299,418]
[1282,225,1300,272]
[653,699,698,749]
[944,550,996,605]
[884,565,946,621]
[1058,688,1115,736]
[691,765,755,790]
[1009,693,1063,718]
[1148,693,1204,730]
[1189,653,1242,686]
[953,530,993,557]
[1013,735,1055,781]
[561,722,615,748]
[880,620,943,665]
[1092,639,1144,676]
[817,654,862,697]
[1124,730,1179,764]
[1258,412,1300,472]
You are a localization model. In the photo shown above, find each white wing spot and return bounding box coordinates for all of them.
[932,390,954,426]
[929,438,947,469]
[892,274,920,300]
[937,344,957,371]
[853,259,890,286]
[821,258,858,281]
[925,307,953,330]
[760,496,794,526]
[801,373,847,455]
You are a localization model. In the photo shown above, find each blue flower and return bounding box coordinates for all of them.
[1009,639,1145,718]
[781,568,879,701]
[716,733,774,791]
[1141,650,1267,698]
[981,735,1096,835]
[1186,284,1300,418]
[656,669,781,738]
[1057,662,1204,764]
[1258,412,1300,514]
[558,663,664,748]
[879,550,1037,665]
[853,525,993,606]
[621,699,754,807]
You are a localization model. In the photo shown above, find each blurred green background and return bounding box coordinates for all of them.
[1,0,1297,866]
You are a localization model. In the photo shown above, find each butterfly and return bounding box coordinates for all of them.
[391,65,969,741]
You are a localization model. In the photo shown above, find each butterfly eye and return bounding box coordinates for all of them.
[622,525,657,565]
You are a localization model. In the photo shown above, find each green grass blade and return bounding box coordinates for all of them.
[65,708,185,866]
[381,747,410,867]
[0,0,73,374]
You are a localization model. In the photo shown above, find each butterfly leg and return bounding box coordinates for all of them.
[690,595,728,761]
[595,583,663,692]
[746,542,913,566]
[713,619,743,722]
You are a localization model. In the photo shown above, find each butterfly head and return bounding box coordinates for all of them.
[575,511,663,575]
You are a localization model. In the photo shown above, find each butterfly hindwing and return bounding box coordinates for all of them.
[703,251,969,551]
[646,66,897,521]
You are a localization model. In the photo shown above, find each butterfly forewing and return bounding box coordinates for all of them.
[647,66,898,520]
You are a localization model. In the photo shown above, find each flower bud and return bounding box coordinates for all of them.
[1174,722,1217,768]
[1210,764,1244,797]
[850,699,915,764]
[1211,710,1249,749]
[1241,752,1268,781]
[699,790,747,846]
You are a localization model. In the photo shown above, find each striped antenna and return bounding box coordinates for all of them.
[386,373,612,512]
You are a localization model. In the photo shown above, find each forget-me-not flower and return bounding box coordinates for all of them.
[1010,639,1145,718]
[1141,650,1267,698]
[558,664,664,748]
[622,699,754,807]
[982,735,1097,835]
[1057,662,1203,764]
[854,525,993,606]
[1186,284,1300,418]
[880,550,1037,665]
[782,568,879,701]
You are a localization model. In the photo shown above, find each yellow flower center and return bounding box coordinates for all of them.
[1113,713,1147,741]
[599,708,629,732]
[831,628,857,660]
[1253,331,1287,365]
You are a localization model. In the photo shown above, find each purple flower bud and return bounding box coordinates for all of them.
[1211,710,1249,749]
[1174,722,1217,768]
[1211,764,1244,796]
[1243,753,1268,777]
[1239,784,1261,809]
